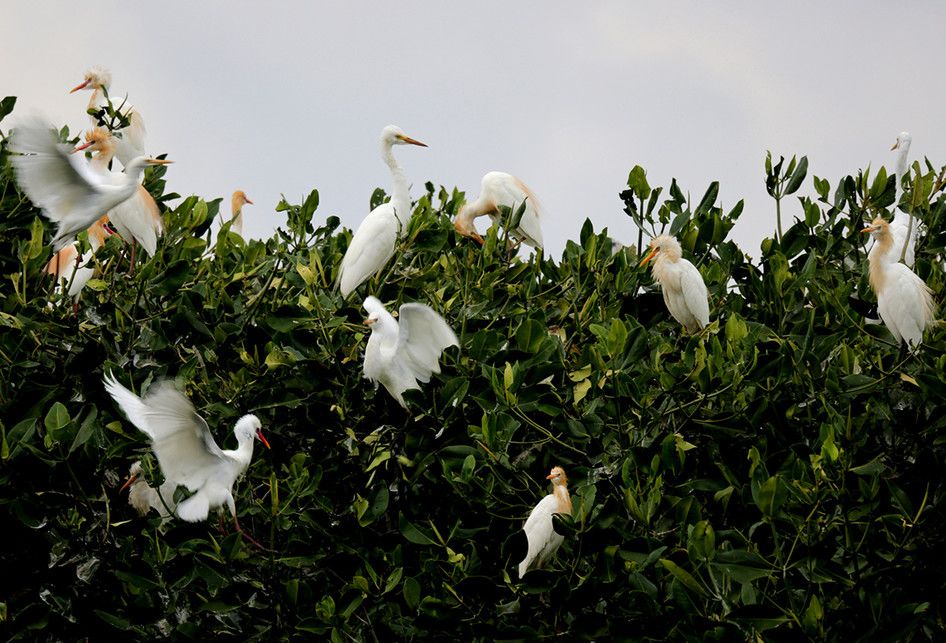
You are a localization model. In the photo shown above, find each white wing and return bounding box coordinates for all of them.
[104,372,154,439]
[338,204,399,297]
[10,119,111,249]
[396,303,459,383]
[114,111,147,168]
[679,260,710,330]
[483,172,544,248]
[518,493,564,577]
[109,185,162,256]
[880,264,934,347]
[138,382,227,491]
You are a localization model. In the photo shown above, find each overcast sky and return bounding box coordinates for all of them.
[2,2,944,258]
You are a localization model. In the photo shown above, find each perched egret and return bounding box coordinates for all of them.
[103,372,271,545]
[887,132,918,266]
[518,466,572,578]
[863,217,934,348]
[75,128,163,258]
[337,125,427,298]
[45,215,112,301]
[640,235,710,333]
[454,171,544,249]
[362,296,459,408]
[121,460,178,517]
[229,190,253,238]
[69,66,113,118]
[10,118,171,251]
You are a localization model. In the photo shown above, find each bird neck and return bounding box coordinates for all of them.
[92,145,115,171]
[230,433,256,470]
[88,222,109,250]
[382,142,411,224]
[894,142,911,184]
[553,483,572,515]
[231,203,244,235]
[88,87,105,114]
[868,230,893,292]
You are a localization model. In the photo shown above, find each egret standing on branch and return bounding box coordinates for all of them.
[362,296,459,408]
[337,126,427,298]
[640,234,710,334]
[863,216,934,348]
[229,190,253,238]
[10,118,171,251]
[454,171,544,249]
[45,215,112,301]
[518,466,572,578]
[69,66,113,119]
[103,372,271,547]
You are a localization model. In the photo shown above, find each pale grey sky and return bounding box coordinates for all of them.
[2,2,944,257]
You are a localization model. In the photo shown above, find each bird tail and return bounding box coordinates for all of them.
[176,489,211,522]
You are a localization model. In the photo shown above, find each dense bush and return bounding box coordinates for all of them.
[1,95,945,640]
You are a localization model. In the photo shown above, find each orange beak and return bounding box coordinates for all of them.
[70,79,91,94]
[119,474,138,493]
[546,472,555,479]
[256,428,271,449]
[862,225,876,233]
[397,134,428,147]
[244,196,254,205]
[363,318,376,326]
[639,246,659,266]
[72,141,94,153]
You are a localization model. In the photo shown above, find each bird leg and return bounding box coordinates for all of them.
[232,513,266,550]
[127,241,137,275]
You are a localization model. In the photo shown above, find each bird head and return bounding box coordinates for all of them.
[891,131,912,151]
[546,466,568,486]
[119,460,143,493]
[640,234,681,266]
[362,295,387,328]
[236,414,270,449]
[232,190,253,209]
[862,216,890,239]
[381,125,427,148]
[70,66,112,93]
[73,127,114,155]
[453,207,485,245]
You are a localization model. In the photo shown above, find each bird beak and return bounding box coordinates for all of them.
[244,197,254,205]
[145,158,174,165]
[861,225,878,233]
[397,134,428,147]
[546,472,556,480]
[69,79,91,94]
[256,428,271,449]
[119,474,138,493]
[72,141,94,153]
[891,140,900,151]
[639,247,659,266]
[363,318,376,326]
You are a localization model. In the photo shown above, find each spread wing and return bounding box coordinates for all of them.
[10,118,112,247]
[103,371,153,439]
[396,303,459,383]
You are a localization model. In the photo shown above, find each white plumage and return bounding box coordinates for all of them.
[10,118,169,251]
[454,171,544,249]
[518,466,572,578]
[640,234,710,333]
[104,372,270,538]
[45,215,112,301]
[362,296,459,408]
[864,217,934,348]
[337,125,427,298]
[885,131,918,267]
[124,460,178,517]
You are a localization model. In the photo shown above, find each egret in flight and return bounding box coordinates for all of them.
[863,216,934,348]
[10,118,170,251]
[640,234,710,334]
[337,125,427,298]
[362,296,458,408]
[454,171,544,249]
[104,372,271,546]
[74,128,163,260]
[518,466,572,578]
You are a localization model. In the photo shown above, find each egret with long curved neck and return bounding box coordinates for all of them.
[337,125,427,298]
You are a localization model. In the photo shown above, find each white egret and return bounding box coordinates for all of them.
[74,128,164,259]
[10,118,171,252]
[69,66,113,118]
[337,125,427,298]
[886,131,918,266]
[103,372,271,546]
[45,215,112,301]
[70,66,148,166]
[518,466,572,578]
[121,460,178,517]
[362,296,459,408]
[454,172,544,249]
[229,190,253,238]
[863,217,934,348]
[640,235,710,333]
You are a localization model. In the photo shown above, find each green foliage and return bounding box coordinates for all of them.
[1,97,946,640]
